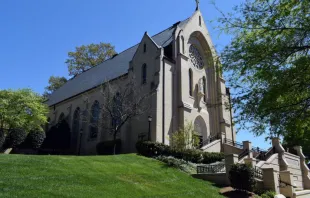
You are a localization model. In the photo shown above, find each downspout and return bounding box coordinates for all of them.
[162,59,165,144]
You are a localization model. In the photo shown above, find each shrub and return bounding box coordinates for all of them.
[229,164,256,192]
[181,149,203,163]
[201,152,225,164]
[136,141,224,164]
[19,131,46,149]
[3,128,27,149]
[0,129,5,150]
[136,141,170,157]
[155,155,197,174]
[41,120,71,153]
[260,191,276,198]
[97,139,122,155]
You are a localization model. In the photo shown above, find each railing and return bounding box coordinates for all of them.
[224,138,243,149]
[256,147,276,161]
[202,133,221,147]
[254,167,263,180]
[197,163,226,174]
[238,149,249,160]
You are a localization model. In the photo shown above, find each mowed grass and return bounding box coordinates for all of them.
[0,154,224,198]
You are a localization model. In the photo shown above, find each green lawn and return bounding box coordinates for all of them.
[0,154,224,198]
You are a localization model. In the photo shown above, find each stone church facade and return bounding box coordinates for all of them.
[46,8,236,155]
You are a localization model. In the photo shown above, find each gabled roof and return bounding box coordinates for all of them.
[46,18,190,106]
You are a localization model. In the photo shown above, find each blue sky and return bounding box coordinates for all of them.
[0,0,270,149]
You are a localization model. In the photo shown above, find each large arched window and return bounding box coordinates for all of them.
[203,77,207,102]
[142,64,147,84]
[89,101,100,139]
[189,69,193,96]
[58,113,65,123]
[189,45,204,69]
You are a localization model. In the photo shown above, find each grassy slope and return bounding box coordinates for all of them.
[0,154,223,198]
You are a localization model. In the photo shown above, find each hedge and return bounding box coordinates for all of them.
[229,164,256,192]
[3,128,27,149]
[19,131,46,149]
[136,141,224,164]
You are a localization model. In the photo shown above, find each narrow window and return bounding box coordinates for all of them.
[199,16,202,26]
[143,43,146,53]
[181,36,185,54]
[189,69,193,96]
[142,64,147,84]
[203,77,207,102]
[89,101,100,139]
[58,113,65,123]
[112,92,121,129]
[72,107,80,135]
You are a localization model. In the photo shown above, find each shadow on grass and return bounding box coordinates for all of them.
[219,188,255,198]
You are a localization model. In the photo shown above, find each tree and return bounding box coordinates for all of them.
[88,76,154,154]
[170,121,200,150]
[217,1,310,141]
[0,89,48,148]
[43,76,68,98]
[66,42,116,76]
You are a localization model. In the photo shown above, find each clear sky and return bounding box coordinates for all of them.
[0,0,270,149]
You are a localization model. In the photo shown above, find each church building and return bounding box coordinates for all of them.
[46,3,236,155]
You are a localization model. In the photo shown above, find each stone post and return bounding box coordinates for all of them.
[221,132,226,152]
[279,171,294,198]
[263,168,280,194]
[225,154,239,185]
[294,146,310,189]
[244,158,256,167]
[272,137,288,171]
[243,141,253,158]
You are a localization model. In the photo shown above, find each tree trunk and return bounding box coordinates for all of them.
[113,131,117,155]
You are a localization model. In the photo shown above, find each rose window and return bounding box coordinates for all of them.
[189,45,204,69]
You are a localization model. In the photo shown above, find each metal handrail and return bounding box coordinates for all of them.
[224,138,243,149]
[238,149,249,160]
[254,167,263,180]
[256,146,276,161]
[202,133,221,146]
[197,163,226,174]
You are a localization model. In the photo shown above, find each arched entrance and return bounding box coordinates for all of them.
[194,116,208,148]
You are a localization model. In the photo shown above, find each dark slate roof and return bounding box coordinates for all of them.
[46,18,189,106]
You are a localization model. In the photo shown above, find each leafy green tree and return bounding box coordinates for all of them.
[43,76,68,98]
[217,1,310,141]
[0,89,48,137]
[66,42,116,76]
[170,121,200,150]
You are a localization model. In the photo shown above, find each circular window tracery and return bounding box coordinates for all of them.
[189,45,204,69]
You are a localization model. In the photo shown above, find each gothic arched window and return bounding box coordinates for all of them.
[203,77,207,102]
[112,92,121,129]
[189,45,204,69]
[58,113,65,123]
[72,107,80,135]
[189,69,193,96]
[89,101,100,139]
[199,16,202,26]
[142,64,147,84]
